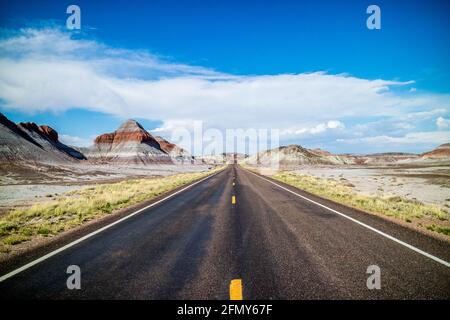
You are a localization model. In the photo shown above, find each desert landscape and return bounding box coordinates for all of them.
[0,112,221,255]
[1,0,450,303]
[1,110,450,257]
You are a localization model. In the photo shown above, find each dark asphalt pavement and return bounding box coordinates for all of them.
[0,165,449,299]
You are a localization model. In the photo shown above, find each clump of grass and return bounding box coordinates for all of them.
[272,172,450,236]
[0,222,19,236]
[426,225,450,236]
[0,167,223,246]
[3,235,31,245]
[37,226,52,236]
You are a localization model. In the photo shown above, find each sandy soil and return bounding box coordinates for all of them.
[293,165,450,209]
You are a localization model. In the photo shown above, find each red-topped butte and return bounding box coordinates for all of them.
[86,119,171,164]
[95,120,161,146]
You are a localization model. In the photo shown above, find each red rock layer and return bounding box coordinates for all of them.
[310,148,333,156]
[93,120,160,146]
[155,136,177,153]
[94,129,160,145]
[94,133,115,144]
[421,147,450,158]
[19,122,59,143]
[38,125,59,143]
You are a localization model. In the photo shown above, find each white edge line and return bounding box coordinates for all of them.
[246,169,450,268]
[0,169,224,282]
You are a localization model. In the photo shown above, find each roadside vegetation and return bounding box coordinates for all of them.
[271,171,450,238]
[0,167,223,252]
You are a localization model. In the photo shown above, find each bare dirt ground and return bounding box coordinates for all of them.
[0,162,212,215]
[293,165,450,209]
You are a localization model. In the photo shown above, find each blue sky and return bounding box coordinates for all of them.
[0,0,449,154]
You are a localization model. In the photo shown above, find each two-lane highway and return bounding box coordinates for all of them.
[0,165,449,299]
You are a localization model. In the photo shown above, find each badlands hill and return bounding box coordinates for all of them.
[421,143,450,159]
[0,112,86,163]
[2,112,448,167]
[0,114,191,166]
[243,143,450,167]
[84,120,171,164]
[154,136,191,160]
[244,145,354,166]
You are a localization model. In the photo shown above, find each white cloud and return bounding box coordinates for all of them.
[436,117,450,130]
[0,27,225,79]
[325,120,345,130]
[280,120,345,136]
[337,131,450,146]
[0,27,449,153]
[59,134,94,147]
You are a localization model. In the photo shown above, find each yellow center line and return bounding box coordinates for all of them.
[232,195,236,204]
[230,279,243,300]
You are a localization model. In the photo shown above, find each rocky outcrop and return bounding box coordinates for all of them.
[154,136,177,153]
[309,148,333,157]
[421,143,450,159]
[95,121,161,146]
[243,144,355,167]
[86,119,171,164]
[0,113,86,163]
[358,152,418,165]
[242,143,450,167]
[94,133,115,144]
[245,145,351,167]
[154,136,191,160]
[18,122,59,144]
[0,114,191,166]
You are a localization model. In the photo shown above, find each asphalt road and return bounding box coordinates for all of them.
[0,165,449,299]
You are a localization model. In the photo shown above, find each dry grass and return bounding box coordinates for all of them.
[0,167,223,248]
[272,171,450,237]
